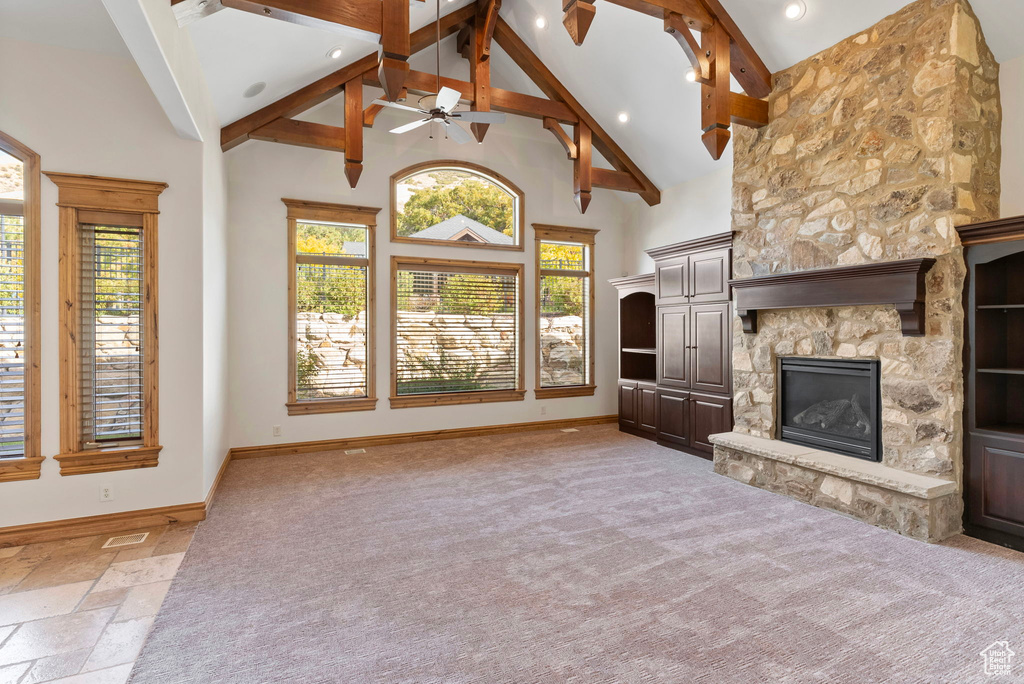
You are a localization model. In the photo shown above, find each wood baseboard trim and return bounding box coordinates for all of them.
[230,414,618,460]
[0,502,206,548]
[205,451,232,512]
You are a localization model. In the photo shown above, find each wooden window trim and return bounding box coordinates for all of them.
[390,160,525,252]
[0,131,42,482]
[46,173,166,476]
[390,256,525,408]
[284,198,380,415]
[534,224,598,398]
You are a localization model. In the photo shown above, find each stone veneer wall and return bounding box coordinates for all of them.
[724,0,1000,536]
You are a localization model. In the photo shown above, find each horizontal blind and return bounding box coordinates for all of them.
[81,225,144,445]
[540,240,589,388]
[295,262,367,399]
[396,268,518,395]
[0,213,25,458]
[294,222,368,400]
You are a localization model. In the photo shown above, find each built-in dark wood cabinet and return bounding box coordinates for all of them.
[611,232,734,459]
[958,216,1024,552]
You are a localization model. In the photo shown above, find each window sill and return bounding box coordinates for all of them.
[55,445,162,476]
[534,385,597,399]
[0,456,45,483]
[389,389,526,409]
[287,397,378,415]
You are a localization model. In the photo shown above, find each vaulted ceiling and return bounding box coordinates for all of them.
[2,0,1023,191]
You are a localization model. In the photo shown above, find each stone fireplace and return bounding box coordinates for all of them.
[710,0,1001,542]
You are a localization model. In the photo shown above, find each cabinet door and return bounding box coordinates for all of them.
[690,393,732,456]
[688,249,731,303]
[656,256,688,305]
[618,381,638,429]
[658,305,690,389]
[691,303,731,394]
[657,389,690,447]
[638,382,658,434]
[968,433,1024,538]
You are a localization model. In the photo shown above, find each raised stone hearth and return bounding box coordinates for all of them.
[711,432,961,542]
[720,0,1001,542]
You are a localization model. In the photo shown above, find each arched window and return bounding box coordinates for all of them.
[390,161,524,251]
[0,130,41,482]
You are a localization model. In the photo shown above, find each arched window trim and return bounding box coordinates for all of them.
[389,160,525,252]
[0,130,42,482]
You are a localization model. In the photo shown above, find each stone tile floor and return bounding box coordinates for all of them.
[0,523,196,683]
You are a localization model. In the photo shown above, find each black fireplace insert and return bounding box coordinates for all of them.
[777,357,881,462]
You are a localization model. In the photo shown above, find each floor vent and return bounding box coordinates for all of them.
[561,428,580,433]
[101,532,149,549]
[344,448,367,455]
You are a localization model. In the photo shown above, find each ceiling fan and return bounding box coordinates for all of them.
[370,0,506,143]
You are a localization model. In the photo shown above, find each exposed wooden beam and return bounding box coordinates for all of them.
[470,1,496,143]
[562,0,596,46]
[477,0,501,60]
[378,0,411,102]
[493,17,659,205]
[605,0,712,29]
[220,0,381,38]
[543,118,577,159]
[410,4,476,52]
[730,92,769,128]
[364,69,578,123]
[699,0,771,98]
[345,76,364,188]
[701,21,731,160]
[592,167,643,192]
[574,122,592,214]
[664,11,709,82]
[221,6,476,151]
[221,53,378,151]
[250,119,346,152]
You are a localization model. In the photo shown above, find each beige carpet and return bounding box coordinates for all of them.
[129,424,1024,683]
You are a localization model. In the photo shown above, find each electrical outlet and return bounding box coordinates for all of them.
[540,406,548,416]
[273,425,282,437]
[99,484,114,502]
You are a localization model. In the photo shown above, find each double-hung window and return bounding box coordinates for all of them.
[535,225,597,398]
[284,199,379,415]
[0,132,41,483]
[48,173,165,476]
[391,257,525,408]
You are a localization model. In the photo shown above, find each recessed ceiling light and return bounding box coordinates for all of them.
[243,82,266,99]
[784,0,806,20]
[327,46,344,59]
[617,112,629,123]
[685,68,697,83]
[535,16,547,29]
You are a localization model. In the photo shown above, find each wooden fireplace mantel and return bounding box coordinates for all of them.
[729,258,936,336]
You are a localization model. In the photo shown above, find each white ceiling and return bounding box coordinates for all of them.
[3,0,1023,190]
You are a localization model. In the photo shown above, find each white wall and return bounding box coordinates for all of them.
[1002,54,1024,218]
[622,166,734,276]
[0,38,208,526]
[225,108,629,449]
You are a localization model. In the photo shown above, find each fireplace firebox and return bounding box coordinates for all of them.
[777,358,881,462]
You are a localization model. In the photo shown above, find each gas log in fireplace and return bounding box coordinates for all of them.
[778,358,882,462]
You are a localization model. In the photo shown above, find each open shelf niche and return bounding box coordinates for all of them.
[974,251,1024,432]
[620,291,656,382]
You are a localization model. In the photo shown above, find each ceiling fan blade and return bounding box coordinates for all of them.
[451,111,507,124]
[444,121,473,144]
[371,99,427,114]
[390,118,431,134]
[435,86,461,113]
